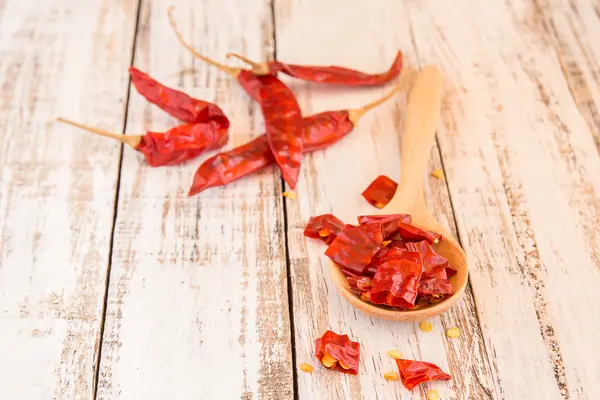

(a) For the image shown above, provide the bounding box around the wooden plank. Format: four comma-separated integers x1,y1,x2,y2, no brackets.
95,1,294,398
274,1,501,399
0,0,139,398
405,0,600,398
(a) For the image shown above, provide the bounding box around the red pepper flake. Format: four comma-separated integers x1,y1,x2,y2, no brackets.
369,252,423,309
226,51,404,87
358,214,411,240
407,241,454,299
361,175,398,209
324,224,383,275
315,330,360,375
303,214,345,245
397,222,442,244
395,359,452,390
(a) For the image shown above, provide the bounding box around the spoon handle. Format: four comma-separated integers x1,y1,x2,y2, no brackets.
395,66,444,207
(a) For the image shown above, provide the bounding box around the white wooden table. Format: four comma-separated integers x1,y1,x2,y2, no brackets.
2,0,600,399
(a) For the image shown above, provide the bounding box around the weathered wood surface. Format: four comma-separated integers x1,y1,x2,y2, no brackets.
2,0,600,399
95,0,293,399
0,0,139,398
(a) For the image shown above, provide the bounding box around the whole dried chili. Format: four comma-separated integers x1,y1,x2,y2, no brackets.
303,214,345,245
188,71,413,195
226,51,403,87
129,67,230,127
362,175,399,208
169,7,303,188
395,359,452,390
55,118,228,167
315,330,360,375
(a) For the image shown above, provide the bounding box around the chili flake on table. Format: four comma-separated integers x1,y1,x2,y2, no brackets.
362,175,398,208
315,330,360,375
395,359,452,390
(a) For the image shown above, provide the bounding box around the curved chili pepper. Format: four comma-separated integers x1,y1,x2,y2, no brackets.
56,118,227,167
362,175,399,208
303,214,345,245
315,330,360,375
226,51,403,87
188,71,413,195
395,359,452,390
129,67,230,128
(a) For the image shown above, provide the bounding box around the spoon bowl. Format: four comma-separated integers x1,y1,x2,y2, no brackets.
329,65,468,321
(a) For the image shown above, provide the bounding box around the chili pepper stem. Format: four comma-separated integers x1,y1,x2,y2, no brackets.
347,66,415,126
167,6,240,78
56,117,141,148
225,53,271,75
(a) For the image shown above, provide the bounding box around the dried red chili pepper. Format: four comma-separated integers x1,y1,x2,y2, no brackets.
358,214,411,239
325,223,384,275
56,118,227,167
129,67,230,127
395,359,452,390
303,214,345,245
407,241,454,298
369,251,423,309
226,51,403,87
397,222,442,244
315,330,360,375
362,175,399,208
188,72,412,195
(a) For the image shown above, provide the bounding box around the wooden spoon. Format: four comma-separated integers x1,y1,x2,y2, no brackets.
329,65,468,321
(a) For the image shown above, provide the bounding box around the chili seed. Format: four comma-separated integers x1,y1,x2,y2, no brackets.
318,229,330,237
382,240,391,246
431,169,444,179
299,363,313,373
446,327,460,338
339,360,350,370
282,191,296,199
374,202,385,208
383,371,399,381
427,389,440,400
321,352,337,368
419,321,433,332
387,349,403,359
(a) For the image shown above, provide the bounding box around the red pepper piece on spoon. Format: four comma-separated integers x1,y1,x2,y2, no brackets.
324,223,384,275
226,51,403,87
303,214,346,245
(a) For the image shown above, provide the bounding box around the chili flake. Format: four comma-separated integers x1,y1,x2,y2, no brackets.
361,175,398,208
303,214,345,245
315,330,360,375
395,359,452,390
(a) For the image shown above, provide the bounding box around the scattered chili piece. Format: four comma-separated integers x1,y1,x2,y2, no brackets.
431,169,444,180
427,390,441,400
128,67,230,127
324,224,384,275
446,327,460,338
187,71,412,195
56,118,227,167
419,321,433,332
315,330,360,375
303,214,345,245
387,350,403,359
299,363,313,373
282,191,296,199
226,51,404,87
361,175,398,209
395,359,452,390
384,371,400,381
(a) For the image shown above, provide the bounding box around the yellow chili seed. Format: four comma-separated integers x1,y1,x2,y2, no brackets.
383,371,399,381
299,363,313,373
374,201,385,208
318,229,330,237
446,327,461,338
387,349,403,359
282,190,296,199
431,169,444,179
321,352,337,368
427,389,440,400
339,361,350,370
382,240,391,246
419,321,433,332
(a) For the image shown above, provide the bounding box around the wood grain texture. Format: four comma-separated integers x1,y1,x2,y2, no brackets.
0,0,139,398
406,0,600,398
274,1,499,399
95,0,294,399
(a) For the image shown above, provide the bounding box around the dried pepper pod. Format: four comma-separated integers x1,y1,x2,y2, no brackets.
187,71,413,195
315,330,360,375
395,359,452,390
324,223,384,275
303,214,346,245
129,67,230,127
226,51,403,87
362,175,399,208
56,118,228,167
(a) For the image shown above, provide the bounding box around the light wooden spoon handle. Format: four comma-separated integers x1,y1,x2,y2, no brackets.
394,66,444,208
